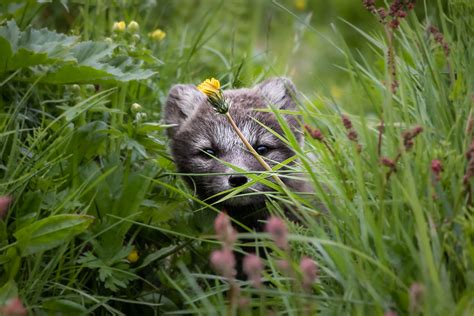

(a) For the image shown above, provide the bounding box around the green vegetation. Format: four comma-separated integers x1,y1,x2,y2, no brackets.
0,0,472,315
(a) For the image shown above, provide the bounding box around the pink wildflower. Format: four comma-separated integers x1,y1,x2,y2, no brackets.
0,196,12,219
265,216,288,250
300,257,318,291
243,254,264,288
210,249,236,279
0,297,27,316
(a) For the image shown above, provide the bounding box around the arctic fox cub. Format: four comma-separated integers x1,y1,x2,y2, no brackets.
164,77,306,228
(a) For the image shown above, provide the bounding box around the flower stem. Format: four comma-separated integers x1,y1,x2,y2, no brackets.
225,113,287,189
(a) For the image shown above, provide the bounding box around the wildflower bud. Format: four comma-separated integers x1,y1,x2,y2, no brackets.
104,37,113,45
127,20,139,33
389,19,400,29
135,112,147,122
148,29,166,42
0,196,12,219
277,260,290,274
347,130,358,141
112,21,126,33
131,102,143,113
304,125,324,141
214,212,237,247
0,297,27,316
85,84,95,94
431,159,442,180
409,283,424,314
411,126,423,137
210,249,236,279
127,248,139,263
265,216,288,250
71,84,81,95
243,254,264,288
131,34,141,43
341,115,353,130
300,257,318,291
380,157,396,169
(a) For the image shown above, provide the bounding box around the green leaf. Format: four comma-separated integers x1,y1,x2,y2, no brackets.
42,299,88,315
0,20,156,83
14,214,94,257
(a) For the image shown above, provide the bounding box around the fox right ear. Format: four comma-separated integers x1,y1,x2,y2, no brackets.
164,84,205,137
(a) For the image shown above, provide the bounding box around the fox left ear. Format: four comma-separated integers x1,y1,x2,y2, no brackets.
254,77,298,110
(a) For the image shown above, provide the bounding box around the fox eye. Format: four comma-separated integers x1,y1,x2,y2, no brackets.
201,148,216,157
255,145,269,155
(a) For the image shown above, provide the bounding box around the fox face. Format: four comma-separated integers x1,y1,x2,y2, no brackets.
164,77,303,211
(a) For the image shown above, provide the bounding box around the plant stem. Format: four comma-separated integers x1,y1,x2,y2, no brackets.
225,112,287,189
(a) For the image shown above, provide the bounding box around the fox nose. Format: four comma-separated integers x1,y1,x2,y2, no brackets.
228,175,248,187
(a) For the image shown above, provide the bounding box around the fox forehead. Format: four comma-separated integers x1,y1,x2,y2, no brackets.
186,113,280,151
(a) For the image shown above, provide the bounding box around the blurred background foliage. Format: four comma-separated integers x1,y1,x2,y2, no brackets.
0,0,448,112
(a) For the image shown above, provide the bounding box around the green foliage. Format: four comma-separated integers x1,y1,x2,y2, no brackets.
0,19,155,84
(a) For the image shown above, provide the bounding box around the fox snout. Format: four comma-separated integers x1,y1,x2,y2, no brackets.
228,174,248,187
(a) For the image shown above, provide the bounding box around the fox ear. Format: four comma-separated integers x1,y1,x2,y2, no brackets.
254,77,298,110
164,84,205,137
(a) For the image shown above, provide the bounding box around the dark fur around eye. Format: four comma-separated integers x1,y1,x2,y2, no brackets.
255,145,269,155
200,148,216,158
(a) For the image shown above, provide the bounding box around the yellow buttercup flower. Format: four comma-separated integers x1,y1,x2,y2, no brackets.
112,21,126,32
197,78,229,114
197,78,221,97
295,0,307,11
148,29,166,41
127,248,139,263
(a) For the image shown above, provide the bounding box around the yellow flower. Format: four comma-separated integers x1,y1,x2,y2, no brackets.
127,249,139,263
295,0,306,11
197,78,221,97
112,21,126,32
197,78,229,114
148,29,166,41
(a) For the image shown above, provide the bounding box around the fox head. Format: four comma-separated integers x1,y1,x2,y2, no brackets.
164,77,303,210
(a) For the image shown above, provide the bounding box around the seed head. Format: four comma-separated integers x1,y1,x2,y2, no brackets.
243,254,264,288
214,212,237,247
300,257,318,291
381,157,396,169
341,115,353,130
210,249,236,279
431,159,442,180
409,282,425,314
265,216,288,250
0,196,12,219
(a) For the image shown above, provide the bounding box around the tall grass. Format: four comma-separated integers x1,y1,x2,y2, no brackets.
0,0,472,315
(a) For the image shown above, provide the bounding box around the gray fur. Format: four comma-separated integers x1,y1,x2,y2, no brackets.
164,77,306,226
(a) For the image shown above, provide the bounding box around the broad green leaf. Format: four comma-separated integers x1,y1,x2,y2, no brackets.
14,214,94,256
42,299,88,315
0,20,156,83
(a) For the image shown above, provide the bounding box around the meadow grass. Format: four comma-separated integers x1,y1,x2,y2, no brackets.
0,0,472,315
